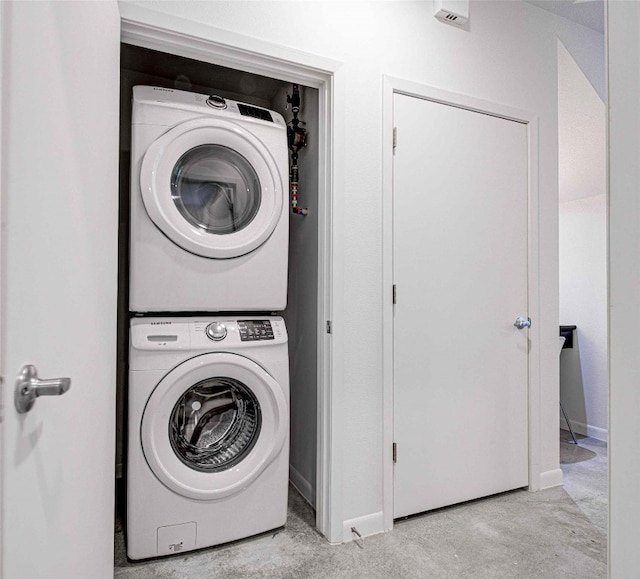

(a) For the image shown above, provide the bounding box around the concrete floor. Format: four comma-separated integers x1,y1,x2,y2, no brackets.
560,429,608,532
115,432,607,578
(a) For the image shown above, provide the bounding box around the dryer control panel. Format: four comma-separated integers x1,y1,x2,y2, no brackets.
132,86,286,128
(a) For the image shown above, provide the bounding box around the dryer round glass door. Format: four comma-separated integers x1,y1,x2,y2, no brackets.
140,118,285,259
141,352,288,501
171,145,261,236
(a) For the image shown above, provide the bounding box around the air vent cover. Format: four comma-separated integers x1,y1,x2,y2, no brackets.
434,0,469,27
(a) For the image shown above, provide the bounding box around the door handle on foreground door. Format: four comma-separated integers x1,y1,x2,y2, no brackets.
14,364,71,414
514,316,532,330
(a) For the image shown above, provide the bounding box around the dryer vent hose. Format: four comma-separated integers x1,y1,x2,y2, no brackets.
287,84,308,216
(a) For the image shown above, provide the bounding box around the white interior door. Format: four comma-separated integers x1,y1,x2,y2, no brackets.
392,93,529,519
0,2,120,578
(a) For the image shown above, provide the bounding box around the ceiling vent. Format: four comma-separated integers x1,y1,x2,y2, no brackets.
434,0,469,27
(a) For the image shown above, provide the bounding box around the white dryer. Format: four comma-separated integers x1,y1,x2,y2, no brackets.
129,86,289,312
127,316,289,560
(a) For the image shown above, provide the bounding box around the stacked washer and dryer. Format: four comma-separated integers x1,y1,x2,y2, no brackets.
127,86,291,560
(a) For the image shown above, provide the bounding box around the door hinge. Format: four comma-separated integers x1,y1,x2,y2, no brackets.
393,442,397,463
392,284,397,305
393,127,397,150
326,320,332,334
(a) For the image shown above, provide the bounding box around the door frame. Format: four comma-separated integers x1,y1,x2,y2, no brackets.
0,1,6,570
607,1,640,572
119,3,344,542
381,76,541,530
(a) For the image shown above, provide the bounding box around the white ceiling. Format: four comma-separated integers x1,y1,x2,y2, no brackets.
524,0,604,34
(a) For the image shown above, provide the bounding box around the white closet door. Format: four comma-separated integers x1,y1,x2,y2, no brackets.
393,93,529,518
1,2,119,577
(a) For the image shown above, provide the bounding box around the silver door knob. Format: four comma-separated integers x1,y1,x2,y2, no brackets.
514,316,532,330
14,364,71,414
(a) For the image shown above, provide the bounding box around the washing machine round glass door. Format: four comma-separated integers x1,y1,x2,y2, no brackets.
141,352,288,501
139,117,284,259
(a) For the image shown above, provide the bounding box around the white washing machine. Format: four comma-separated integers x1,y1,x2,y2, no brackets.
129,86,289,312
127,316,289,560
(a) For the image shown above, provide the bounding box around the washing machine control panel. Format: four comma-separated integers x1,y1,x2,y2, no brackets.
130,317,286,354
237,320,274,342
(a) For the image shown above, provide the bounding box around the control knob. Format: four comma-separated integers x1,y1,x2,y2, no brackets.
205,322,227,341
206,95,227,109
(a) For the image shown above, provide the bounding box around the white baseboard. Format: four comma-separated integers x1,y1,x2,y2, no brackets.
539,468,564,489
561,417,608,442
342,511,385,543
289,464,315,507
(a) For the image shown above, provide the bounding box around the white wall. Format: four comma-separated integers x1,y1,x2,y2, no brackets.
558,41,607,440
121,0,605,540
559,196,608,438
558,42,606,203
